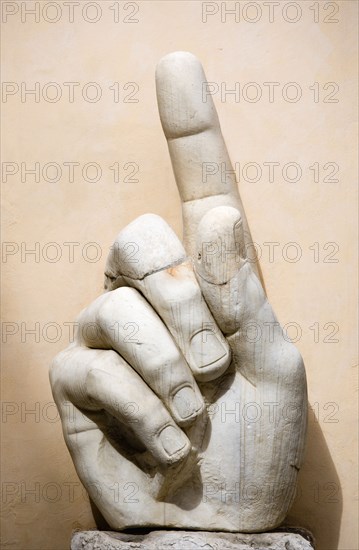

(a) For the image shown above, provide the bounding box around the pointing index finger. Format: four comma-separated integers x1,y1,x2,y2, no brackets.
155,51,256,269
156,51,238,202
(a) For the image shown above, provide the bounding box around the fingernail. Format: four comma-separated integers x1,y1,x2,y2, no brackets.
190,329,228,368
196,206,245,284
172,386,203,421
158,425,189,459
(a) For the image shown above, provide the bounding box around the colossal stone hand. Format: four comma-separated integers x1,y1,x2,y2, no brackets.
50,52,307,533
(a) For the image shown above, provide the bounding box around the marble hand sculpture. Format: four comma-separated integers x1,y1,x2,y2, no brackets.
50,52,307,533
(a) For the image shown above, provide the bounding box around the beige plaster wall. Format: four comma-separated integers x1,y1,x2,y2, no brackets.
1,1,357,549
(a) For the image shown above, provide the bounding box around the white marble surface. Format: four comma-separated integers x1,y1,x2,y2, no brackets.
50,52,307,533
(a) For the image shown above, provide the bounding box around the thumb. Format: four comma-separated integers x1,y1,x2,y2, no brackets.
195,206,246,285
194,206,265,336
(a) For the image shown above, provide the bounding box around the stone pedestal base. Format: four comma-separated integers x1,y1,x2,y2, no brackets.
71,528,315,550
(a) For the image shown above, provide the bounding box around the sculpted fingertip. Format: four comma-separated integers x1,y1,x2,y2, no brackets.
156,51,201,72
156,51,218,141
193,352,232,383
196,206,246,285
158,425,190,464
108,214,186,280
172,385,204,426
190,329,227,365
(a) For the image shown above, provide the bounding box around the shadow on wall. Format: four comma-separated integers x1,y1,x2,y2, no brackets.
286,409,343,550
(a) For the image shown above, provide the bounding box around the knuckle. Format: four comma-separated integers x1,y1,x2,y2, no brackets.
96,287,141,334
49,347,77,398
85,367,100,401
49,349,69,383
96,300,112,330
